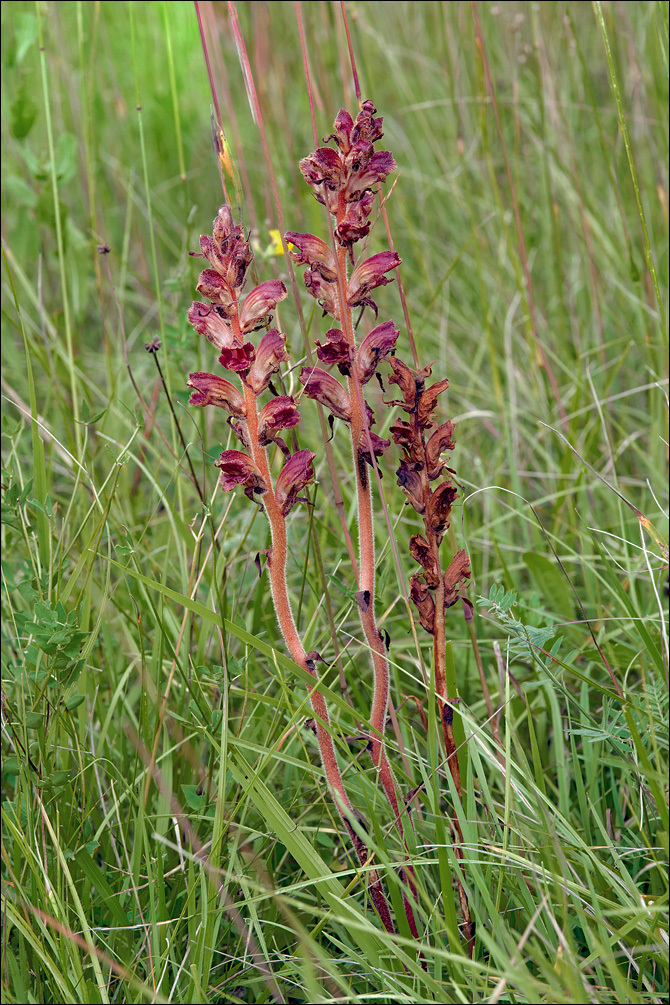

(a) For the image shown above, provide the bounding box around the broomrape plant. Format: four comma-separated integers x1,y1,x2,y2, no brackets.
187,101,472,948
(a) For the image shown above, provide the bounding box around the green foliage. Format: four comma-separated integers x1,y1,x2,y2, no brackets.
1,1,667,1003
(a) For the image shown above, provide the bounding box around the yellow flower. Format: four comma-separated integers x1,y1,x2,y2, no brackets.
268,229,284,256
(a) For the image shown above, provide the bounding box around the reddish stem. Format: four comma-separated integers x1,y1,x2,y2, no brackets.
330,219,420,938
228,303,393,933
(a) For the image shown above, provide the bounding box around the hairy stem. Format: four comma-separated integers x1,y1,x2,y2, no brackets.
332,234,420,938
236,324,393,932
413,408,475,954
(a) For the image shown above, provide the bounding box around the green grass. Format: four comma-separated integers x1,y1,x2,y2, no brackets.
1,1,668,1002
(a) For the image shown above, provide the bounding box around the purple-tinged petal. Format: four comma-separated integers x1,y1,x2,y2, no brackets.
187,302,235,350
284,232,337,281
258,396,301,438
355,320,399,383
327,108,355,152
345,150,397,199
218,343,255,373
187,372,246,417
299,367,351,422
214,450,266,495
299,147,346,198
315,329,352,375
303,268,340,319
196,269,236,315
347,252,401,308
275,449,316,516
247,328,288,394
334,190,374,248
239,280,287,334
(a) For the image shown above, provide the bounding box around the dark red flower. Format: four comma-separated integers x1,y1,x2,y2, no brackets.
344,150,396,201
247,329,288,394
239,280,287,334
335,190,374,248
215,450,266,496
275,449,316,516
355,320,399,384
258,396,301,437
347,252,400,308
187,372,246,417
284,232,337,281
299,367,352,422
196,269,236,316
218,342,256,373
299,146,346,205
315,329,352,375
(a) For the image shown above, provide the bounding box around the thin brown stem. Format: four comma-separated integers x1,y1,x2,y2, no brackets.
412,408,475,955
329,220,420,937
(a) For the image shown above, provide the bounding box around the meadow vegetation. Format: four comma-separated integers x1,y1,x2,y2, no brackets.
1,2,668,1002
